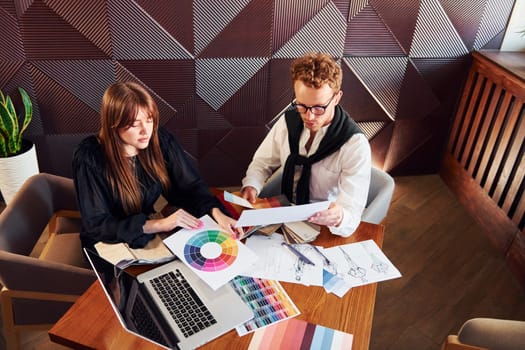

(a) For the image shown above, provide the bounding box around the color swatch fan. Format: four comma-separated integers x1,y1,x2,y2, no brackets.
163,215,258,290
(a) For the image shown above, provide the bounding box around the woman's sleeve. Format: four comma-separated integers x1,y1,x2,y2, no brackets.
72,140,152,248
159,128,227,218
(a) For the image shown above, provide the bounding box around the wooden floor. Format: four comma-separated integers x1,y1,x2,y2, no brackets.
2,174,524,350
370,175,525,350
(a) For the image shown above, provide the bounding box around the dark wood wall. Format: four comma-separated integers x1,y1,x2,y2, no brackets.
0,0,516,186
441,50,525,289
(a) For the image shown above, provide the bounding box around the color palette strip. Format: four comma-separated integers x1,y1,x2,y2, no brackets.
183,230,238,272
229,276,300,336
248,318,353,350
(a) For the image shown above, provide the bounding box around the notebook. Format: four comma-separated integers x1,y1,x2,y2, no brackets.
84,248,253,350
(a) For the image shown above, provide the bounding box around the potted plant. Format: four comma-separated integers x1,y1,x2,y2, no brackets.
0,87,39,204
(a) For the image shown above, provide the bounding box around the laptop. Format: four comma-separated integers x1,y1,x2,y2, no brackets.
84,248,253,350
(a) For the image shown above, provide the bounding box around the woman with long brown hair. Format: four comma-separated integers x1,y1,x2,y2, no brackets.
73,81,241,249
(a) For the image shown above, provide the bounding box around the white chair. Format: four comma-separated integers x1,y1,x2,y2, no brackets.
361,167,395,224
259,166,395,224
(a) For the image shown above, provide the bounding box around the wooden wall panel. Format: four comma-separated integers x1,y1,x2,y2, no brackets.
0,0,517,189
441,50,525,288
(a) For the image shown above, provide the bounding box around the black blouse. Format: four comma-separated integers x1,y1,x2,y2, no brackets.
72,127,226,249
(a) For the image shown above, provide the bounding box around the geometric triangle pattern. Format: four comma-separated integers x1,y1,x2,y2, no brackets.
358,121,388,140
473,0,515,50
0,0,517,187
31,60,115,111
196,57,268,110
273,1,347,59
409,0,469,57
344,57,409,120
107,0,192,59
345,4,406,56
193,0,251,56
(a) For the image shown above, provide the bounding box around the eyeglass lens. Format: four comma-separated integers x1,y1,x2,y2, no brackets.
294,93,336,115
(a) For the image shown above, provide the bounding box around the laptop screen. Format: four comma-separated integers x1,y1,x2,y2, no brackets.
84,248,171,348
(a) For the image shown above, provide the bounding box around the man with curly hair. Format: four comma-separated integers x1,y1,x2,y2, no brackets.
241,52,371,237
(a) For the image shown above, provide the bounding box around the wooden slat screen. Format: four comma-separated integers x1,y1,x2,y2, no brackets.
447,54,524,231
441,50,525,289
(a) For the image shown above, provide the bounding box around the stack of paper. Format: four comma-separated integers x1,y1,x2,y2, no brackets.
281,221,321,244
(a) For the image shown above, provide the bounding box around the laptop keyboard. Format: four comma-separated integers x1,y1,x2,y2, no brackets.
132,296,169,347
151,269,217,337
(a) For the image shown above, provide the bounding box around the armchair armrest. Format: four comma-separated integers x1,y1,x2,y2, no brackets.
442,318,525,350
0,251,95,296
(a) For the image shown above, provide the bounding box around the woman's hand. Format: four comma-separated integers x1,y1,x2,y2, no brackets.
143,208,203,233
307,202,344,227
241,186,258,204
211,208,244,239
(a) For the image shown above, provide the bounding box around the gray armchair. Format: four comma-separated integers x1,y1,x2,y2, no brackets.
441,318,525,350
0,173,95,350
361,166,395,224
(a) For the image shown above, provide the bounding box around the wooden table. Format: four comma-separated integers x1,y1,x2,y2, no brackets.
49,221,384,350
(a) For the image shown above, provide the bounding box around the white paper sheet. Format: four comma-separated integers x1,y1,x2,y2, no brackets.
223,191,253,208
323,239,401,288
243,233,324,286
234,201,330,227
163,215,259,290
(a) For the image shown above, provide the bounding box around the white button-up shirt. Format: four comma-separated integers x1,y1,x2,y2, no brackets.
242,114,371,237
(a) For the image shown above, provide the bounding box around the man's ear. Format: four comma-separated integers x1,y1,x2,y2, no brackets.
336,90,343,104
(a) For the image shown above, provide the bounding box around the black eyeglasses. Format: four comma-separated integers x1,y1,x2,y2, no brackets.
292,93,337,116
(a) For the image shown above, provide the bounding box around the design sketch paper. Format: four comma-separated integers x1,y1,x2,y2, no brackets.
243,234,323,286
235,201,330,227
323,239,401,288
163,215,258,290
223,191,253,208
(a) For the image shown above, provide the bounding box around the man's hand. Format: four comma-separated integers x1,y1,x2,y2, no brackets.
307,202,344,227
241,186,258,204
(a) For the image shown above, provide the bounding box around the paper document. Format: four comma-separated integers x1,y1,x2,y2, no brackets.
235,201,330,227
323,239,401,288
163,215,259,290
223,191,253,208
244,233,323,286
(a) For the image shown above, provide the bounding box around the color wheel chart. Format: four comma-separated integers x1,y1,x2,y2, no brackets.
183,230,238,272
162,215,259,291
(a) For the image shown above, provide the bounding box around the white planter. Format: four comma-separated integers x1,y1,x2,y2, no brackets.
0,140,40,204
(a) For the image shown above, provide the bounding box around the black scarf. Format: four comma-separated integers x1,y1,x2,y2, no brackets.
281,104,362,204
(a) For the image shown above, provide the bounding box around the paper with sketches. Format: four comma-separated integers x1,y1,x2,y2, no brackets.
323,239,401,288
163,215,258,290
235,201,330,227
223,191,254,208
243,233,323,286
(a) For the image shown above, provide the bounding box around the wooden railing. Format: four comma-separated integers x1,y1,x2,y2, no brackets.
441,50,524,289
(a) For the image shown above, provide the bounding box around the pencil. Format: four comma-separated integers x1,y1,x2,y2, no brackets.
281,242,315,266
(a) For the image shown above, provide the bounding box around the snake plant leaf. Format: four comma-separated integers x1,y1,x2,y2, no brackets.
0,87,33,157
0,126,7,156
0,99,16,155
17,87,32,147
